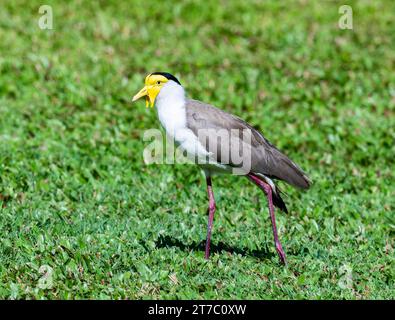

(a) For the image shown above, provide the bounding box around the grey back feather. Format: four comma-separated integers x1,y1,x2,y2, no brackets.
185,99,311,189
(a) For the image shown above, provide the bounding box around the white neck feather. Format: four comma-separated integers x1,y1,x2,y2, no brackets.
155,80,212,161
155,81,187,137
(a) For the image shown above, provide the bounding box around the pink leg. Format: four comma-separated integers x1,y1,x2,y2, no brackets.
247,173,287,265
205,176,216,259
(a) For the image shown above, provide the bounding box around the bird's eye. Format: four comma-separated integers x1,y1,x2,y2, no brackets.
156,81,161,85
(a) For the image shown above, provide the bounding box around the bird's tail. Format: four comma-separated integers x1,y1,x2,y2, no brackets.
248,173,288,213
272,187,288,214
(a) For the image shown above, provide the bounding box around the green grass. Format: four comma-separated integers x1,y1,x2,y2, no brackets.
0,0,394,299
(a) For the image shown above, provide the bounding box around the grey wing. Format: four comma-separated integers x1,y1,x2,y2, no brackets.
185,99,311,189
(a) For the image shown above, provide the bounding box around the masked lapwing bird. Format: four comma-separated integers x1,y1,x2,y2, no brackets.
132,72,311,265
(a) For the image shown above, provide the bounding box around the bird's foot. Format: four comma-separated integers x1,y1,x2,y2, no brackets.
275,242,287,265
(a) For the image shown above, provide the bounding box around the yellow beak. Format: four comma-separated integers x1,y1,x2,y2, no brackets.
132,86,151,107
133,85,161,108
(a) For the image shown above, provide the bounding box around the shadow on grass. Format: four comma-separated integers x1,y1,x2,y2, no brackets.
155,234,273,260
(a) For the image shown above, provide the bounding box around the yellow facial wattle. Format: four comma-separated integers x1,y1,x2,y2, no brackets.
132,74,169,107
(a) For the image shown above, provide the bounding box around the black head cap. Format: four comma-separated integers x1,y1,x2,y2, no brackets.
151,72,181,85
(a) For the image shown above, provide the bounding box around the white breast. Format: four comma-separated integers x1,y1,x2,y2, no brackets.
156,81,187,136
155,81,211,162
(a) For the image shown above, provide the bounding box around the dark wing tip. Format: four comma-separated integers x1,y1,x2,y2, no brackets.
278,157,312,190
298,174,312,190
